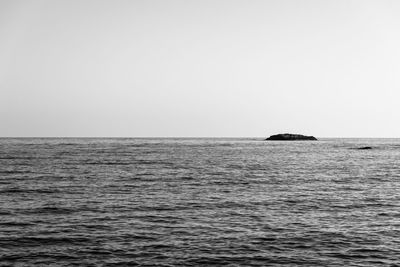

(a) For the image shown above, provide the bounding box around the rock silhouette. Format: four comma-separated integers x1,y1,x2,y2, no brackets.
265,133,317,141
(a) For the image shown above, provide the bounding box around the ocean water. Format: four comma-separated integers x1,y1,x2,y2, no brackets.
0,138,400,266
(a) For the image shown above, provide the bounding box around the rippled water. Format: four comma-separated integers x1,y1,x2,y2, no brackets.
1,138,400,266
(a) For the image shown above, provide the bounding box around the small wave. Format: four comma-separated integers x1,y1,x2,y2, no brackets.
0,170,32,174
135,160,159,165
0,187,31,193
0,236,91,247
83,162,132,165
0,157,40,160
0,221,34,227
103,261,141,266
0,187,61,194
22,206,76,215
59,143,78,146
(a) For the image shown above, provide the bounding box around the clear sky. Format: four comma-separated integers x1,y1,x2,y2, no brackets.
1,0,400,137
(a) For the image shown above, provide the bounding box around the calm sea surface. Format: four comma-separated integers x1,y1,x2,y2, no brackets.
1,138,400,266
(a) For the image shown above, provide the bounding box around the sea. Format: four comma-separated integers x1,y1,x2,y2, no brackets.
0,138,399,266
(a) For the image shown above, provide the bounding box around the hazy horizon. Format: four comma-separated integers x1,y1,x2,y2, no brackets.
1,0,400,138
2,135,400,139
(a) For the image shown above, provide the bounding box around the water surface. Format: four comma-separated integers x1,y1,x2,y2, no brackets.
1,138,400,266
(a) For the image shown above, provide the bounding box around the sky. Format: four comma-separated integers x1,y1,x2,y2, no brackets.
1,0,400,137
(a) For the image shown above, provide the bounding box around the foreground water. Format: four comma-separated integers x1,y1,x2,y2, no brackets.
0,138,400,266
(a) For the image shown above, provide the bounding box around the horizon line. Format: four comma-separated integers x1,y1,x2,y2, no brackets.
1,136,400,139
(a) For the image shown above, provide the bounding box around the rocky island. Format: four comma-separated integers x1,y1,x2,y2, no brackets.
265,133,317,141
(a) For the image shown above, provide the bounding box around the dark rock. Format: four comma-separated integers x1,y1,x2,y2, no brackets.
357,146,373,150
265,133,317,141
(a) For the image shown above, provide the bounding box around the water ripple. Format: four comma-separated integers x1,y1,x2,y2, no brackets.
1,138,400,266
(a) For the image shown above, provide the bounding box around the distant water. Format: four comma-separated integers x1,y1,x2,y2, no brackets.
1,138,400,266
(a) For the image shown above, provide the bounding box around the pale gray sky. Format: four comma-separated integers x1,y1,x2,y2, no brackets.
1,0,400,137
